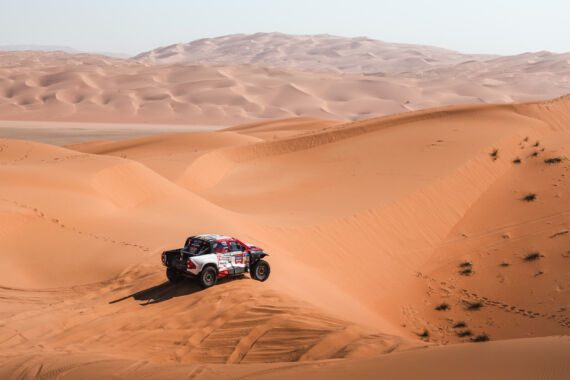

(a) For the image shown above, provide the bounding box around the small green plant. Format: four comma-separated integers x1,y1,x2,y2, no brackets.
544,157,562,164
524,252,541,262
457,330,472,337
471,334,490,342
522,193,536,202
453,321,467,328
435,303,450,311
512,157,521,164
466,301,483,310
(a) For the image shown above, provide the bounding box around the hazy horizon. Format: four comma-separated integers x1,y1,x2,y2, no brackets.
1,0,569,56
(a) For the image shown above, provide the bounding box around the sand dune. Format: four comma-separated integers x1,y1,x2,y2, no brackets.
0,48,568,125
2,336,567,379
1,94,569,378
133,32,497,73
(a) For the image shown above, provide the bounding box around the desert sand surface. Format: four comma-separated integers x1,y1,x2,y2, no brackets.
1,94,569,378
1,44,569,126
0,120,223,145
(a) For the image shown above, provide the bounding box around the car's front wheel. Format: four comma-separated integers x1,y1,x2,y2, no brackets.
166,267,184,283
198,266,218,289
252,260,270,282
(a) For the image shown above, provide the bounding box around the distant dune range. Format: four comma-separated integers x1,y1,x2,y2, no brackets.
1,94,569,378
0,33,569,125
133,33,498,73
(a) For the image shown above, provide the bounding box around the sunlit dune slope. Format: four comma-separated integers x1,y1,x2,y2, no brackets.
1,96,569,379
1,336,568,379
69,95,570,342
0,138,241,288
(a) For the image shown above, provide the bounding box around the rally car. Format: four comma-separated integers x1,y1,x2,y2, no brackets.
161,234,270,288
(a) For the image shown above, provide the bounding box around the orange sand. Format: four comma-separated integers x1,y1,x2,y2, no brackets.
0,93,569,378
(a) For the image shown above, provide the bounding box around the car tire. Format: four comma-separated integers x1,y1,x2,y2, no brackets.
252,260,270,282
166,267,184,283
199,266,218,289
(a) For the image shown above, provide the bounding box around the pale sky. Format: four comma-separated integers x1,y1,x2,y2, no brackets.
1,0,569,56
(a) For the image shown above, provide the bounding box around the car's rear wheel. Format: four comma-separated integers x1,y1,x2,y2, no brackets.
252,260,270,282
199,266,218,289
166,267,184,283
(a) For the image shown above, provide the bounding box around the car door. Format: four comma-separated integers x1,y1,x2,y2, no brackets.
228,240,246,274
215,241,232,273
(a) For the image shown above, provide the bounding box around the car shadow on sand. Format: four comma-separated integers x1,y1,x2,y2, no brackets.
109,276,247,306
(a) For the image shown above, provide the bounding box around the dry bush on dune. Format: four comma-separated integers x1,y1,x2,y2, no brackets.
544,157,562,164
453,322,467,328
512,157,521,164
457,330,472,337
466,301,483,310
471,334,490,342
418,329,430,339
524,252,542,262
522,193,537,202
435,303,450,311
458,261,473,275
490,149,499,160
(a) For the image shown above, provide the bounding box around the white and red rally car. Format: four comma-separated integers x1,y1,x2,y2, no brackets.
161,234,270,288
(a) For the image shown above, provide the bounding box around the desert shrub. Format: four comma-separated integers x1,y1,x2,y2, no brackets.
466,301,483,310
457,330,472,337
418,329,429,338
522,193,536,202
453,322,467,328
490,149,499,160
500,262,510,267
544,157,562,164
512,157,521,164
435,303,450,311
524,252,541,261
459,261,472,268
471,334,490,342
